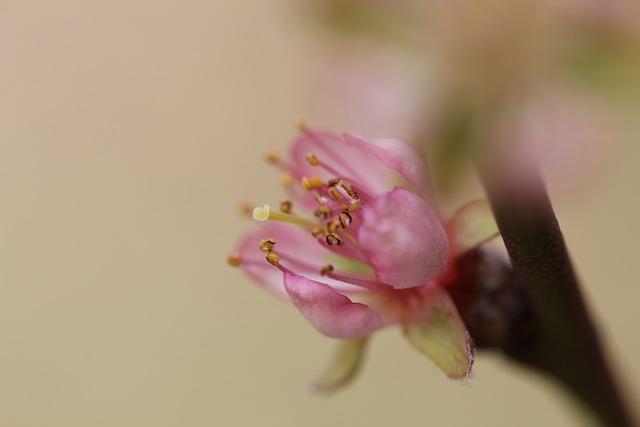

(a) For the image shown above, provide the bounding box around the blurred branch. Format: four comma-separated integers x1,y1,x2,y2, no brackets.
477,160,637,427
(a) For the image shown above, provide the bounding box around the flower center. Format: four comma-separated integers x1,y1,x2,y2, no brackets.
248,150,374,277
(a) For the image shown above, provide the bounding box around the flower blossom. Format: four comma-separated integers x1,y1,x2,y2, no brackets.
229,125,498,392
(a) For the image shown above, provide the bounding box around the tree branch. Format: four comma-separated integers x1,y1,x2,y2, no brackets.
478,164,637,427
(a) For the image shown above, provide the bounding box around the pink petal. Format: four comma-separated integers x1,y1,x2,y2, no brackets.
284,271,386,339
289,130,390,195
403,285,474,380
358,188,449,289
343,134,432,199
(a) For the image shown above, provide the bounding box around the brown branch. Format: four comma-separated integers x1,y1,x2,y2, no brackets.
477,164,637,427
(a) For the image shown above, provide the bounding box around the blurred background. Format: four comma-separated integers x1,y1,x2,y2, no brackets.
1,1,638,426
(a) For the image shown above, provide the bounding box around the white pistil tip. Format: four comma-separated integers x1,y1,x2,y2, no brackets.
252,204,271,221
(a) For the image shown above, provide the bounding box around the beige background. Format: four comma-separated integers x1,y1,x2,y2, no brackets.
1,1,638,426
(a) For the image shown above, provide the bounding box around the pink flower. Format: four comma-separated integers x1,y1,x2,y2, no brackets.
229,126,498,391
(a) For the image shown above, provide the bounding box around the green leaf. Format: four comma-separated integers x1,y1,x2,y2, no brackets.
404,286,473,380
449,199,499,254
308,337,369,394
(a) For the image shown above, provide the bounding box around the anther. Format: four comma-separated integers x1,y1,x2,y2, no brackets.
327,178,341,187
265,251,280,266
328,220,341,233
280,200,293,214
311,228,326,238
294,116,306,131
265,150,280,164
309,176,324,189
320,264,334,276
339,211,353,228
327,187,342,201
227,252,242,266
281,173,294,186
348,201,363,212
326,233,343,246
239,202,254,217
306,154,320,166
313,192,326,206
314,205,333,220
259,238,276,252
340,181,359,200
301,177,312,191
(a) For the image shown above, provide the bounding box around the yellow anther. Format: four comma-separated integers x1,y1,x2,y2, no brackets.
347,201,363,212
301,177,312,191
326,233,343,246
339,211,353,228
313,192,326,206
310,176,324,189
265,251,280,267
320,264,334,276
252,204,271,221
239,202,254,217
328,220,341,233
265,150,280,164
311,228,326,238
306,153,320,166
227,252,242,267
281,173,294,186
294,116,306,131
340,181,359,200
280,200,293,214
314,205,333,220
259,238,276,252
328,187,342,202
339,203,349,211
302,176,324,191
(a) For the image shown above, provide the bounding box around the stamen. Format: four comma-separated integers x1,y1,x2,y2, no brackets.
227,252,242,266
259,238,276,252
302,176,324,191
326,233,343,246
329,220,343,233
314,205,333,220
280,200,293,214
313,192,326,206
310,176,324,189
311,228,326,238
339,227,360,247
266,251,280,266
339,180,359,200
265,150,280,164
348,201,363,212
281,173,294,186
328,187,342,201
327,178,341,187
252,204,318,229
239,202,254,217
301,177,312,191
294,116,306,131
320,264,334,276
339,211,353,228
306,153,320,166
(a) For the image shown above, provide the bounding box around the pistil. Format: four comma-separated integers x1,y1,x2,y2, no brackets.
252,204,318,229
